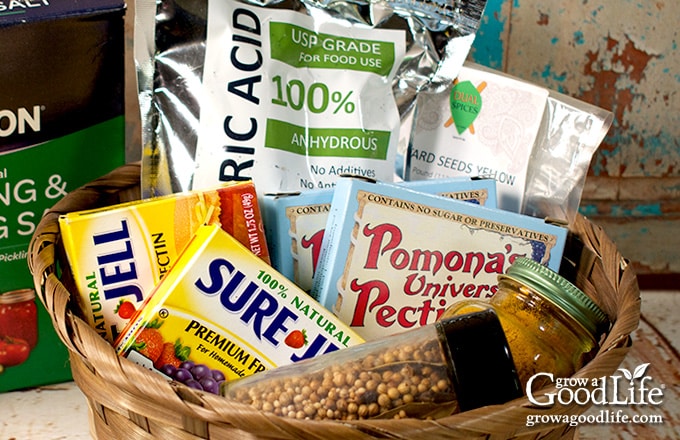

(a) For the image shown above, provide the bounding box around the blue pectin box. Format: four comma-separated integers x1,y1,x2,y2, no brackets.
262,177,497,293
311,176,567,340
261,189,335,293
400,177,497,208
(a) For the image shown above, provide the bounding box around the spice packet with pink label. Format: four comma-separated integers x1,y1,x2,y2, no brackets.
311,176,567,340
115,224,364,393
405,62,612,220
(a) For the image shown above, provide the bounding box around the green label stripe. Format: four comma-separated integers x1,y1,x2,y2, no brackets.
265,119,391,160
0,117,125,253
270,22,396,76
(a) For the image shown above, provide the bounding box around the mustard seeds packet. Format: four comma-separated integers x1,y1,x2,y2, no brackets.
406,62,549,212
406,62,613,220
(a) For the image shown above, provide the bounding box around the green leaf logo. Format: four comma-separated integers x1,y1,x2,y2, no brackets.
449,80,483,135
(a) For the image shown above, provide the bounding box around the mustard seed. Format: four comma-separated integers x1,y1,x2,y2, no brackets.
224,311,521,422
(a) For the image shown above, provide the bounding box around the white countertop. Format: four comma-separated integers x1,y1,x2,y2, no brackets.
0,381,90,439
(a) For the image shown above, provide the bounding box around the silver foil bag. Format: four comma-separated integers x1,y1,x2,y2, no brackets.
137,0,486,197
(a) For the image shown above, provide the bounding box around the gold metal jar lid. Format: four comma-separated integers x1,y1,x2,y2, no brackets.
0,288,35,304
499,257,609,338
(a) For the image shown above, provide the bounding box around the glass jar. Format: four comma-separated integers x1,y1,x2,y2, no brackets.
224,309,522,420
0,288,38,348
441,257,609,391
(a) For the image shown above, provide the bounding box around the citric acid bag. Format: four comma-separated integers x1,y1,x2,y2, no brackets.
137,0,487,197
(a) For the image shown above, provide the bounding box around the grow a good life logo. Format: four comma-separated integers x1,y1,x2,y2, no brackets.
526,363,664,406
525,363,666,428
444,79,486,135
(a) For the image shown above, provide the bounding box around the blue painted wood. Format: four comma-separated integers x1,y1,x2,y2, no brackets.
469,0,680,274
471,0,508,69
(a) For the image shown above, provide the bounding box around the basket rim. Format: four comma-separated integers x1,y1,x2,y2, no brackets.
27,162,642,440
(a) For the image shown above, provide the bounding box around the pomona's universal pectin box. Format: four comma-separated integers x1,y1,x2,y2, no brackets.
59,182,269,344
262,177,496,295
0,0,127,392
115,224,363,391
311,176,567,340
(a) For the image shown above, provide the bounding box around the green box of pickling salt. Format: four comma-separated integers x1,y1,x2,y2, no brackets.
0,0,127,392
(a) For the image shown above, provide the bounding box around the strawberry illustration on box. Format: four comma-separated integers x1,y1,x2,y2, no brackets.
115,224,364,393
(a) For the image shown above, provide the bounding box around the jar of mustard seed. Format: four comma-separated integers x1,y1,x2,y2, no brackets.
223,309,523,420
441,257,610,392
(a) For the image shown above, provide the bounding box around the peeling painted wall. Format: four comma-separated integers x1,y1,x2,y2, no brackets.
471,0,680,275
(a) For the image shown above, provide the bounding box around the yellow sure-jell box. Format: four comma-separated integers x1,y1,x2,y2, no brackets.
59,182,269,343
114,224,364,392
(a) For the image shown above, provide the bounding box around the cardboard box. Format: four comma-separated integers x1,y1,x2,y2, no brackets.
311,176,567,340
59,182,269,344
261,189,334,293
0,0,127,392
400,177,497,208
115,224,363,390
261,177,497,294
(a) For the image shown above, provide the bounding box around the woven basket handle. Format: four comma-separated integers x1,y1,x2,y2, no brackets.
571,215,641,356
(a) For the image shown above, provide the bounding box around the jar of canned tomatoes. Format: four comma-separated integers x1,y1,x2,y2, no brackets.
441,257,610,391
0,288,38,348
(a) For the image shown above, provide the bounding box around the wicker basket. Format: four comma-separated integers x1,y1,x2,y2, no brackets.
28,162,641,440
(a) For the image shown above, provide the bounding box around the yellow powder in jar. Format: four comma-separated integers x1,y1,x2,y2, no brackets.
495,287,579,390
442,285,597,392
